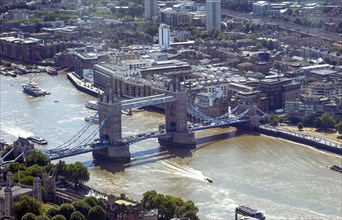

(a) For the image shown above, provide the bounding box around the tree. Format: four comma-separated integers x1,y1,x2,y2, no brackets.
51,215,67,220
54,160,67,178
267,114,279,126
297,122,304,131
321,112,336,130
46,207,60,218
142,190,199,220
21,213,36,220
335,121,342,134
70,211,86,220
314,117,322,129
65,162,90,187
36,215,51,220
59,203,76,220
25,151,50,167
72,200,91,216
1,145,13,159
13,194,42,220
88,205,106,220
83,196,98,207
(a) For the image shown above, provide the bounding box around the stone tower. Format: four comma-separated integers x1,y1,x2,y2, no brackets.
6,171,13,187
93,82,130,161
4,186,13,217
33,176,42,202
159,74,196,148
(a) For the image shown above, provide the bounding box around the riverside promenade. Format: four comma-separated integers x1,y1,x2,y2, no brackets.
258,125,342,155
67,72,103,97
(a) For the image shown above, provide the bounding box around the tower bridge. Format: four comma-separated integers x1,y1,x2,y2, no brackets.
23,75,266,162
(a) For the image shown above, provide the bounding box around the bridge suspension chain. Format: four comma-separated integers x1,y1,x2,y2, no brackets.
48,111,99,151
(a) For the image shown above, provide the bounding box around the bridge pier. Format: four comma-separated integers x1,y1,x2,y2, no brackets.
93,143,130,162
158,132,196,148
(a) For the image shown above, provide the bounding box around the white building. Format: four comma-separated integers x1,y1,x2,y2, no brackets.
158,23,170,51
206,0,221,31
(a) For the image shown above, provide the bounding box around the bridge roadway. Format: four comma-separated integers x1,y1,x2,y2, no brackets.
44,130,174,160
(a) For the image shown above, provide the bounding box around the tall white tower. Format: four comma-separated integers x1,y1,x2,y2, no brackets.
159,23,170,51
206,0,221,31
144,0,158,20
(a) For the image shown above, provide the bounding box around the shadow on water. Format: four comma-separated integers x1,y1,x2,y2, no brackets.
95,145,193,174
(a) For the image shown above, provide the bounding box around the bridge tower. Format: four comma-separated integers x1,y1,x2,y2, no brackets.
93,83,130,161
236,91,260,127
159,75,196,148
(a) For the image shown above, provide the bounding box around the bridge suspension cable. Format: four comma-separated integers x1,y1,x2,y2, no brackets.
46,109,113,156
47,111,99,151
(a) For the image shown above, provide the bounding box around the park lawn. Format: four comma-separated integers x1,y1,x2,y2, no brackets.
279,124,341,145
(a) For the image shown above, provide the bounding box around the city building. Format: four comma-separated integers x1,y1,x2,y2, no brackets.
206,0,221,31
285,94,342,118
158,23,170,51
258,78,301,111
144,0,158,20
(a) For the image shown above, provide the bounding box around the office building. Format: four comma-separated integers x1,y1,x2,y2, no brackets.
144,0,158,20
206,0,221,31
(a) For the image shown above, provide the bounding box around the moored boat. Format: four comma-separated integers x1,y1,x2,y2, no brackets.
47,67,58,75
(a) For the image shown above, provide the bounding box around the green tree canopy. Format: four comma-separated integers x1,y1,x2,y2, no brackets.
53,160,67,178
321,112,336,130
51,215,67,220
35,215,51,220
25,151,51,167
72,200,91,216
65,162,90,186
297,122,304,131
142,190,199,220
70,211,86,220
88,205,106,220
46,207,60,218
59,203,76,220
335,121,342,134
1,145,13,159
21,213,36,220
83,196,99,207
13,194,42,220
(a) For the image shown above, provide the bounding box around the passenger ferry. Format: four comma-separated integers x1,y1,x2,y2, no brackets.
85,101,98,110
28,136,48,145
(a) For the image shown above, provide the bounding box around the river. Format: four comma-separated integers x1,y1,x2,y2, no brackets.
0,73,341,219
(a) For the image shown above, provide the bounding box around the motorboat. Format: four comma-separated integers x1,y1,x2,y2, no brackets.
205,177,213,183
28,136,48,145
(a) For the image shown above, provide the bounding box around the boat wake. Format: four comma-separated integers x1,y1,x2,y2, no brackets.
0,124,33,138
160,161,208,182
